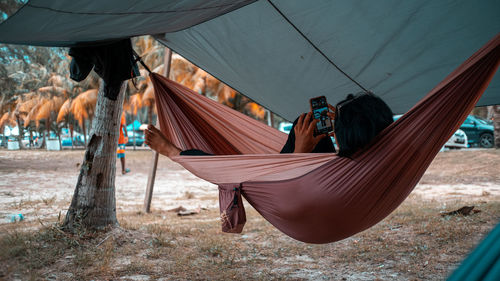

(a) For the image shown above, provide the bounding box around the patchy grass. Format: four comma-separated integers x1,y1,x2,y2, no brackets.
1,149,499,280
1,196,498,280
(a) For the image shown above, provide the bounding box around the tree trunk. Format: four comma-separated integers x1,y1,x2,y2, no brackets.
42,129,47,149
63,80,127,231
57,126,62,151
133,120,136,151
46,117,50,149
148,104,153,125
29,130,33,149
69,123,74,150
15,115,24,149
494,105,500,149
82,119,87,146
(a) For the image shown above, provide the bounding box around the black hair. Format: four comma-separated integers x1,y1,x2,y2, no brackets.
334,92,393,157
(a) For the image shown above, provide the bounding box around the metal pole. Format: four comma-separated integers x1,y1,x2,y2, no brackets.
144,47,172,213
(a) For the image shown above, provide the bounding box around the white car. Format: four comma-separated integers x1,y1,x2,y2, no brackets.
444,129,468,149
278,122,293,134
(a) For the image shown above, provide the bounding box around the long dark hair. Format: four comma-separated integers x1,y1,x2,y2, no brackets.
334,92,393,157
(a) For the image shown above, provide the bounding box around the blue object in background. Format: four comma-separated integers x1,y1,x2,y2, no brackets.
9,214,24,222
126,120,142,132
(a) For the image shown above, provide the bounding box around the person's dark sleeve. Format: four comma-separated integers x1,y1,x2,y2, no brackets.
180,149,213,156
280,115,336,154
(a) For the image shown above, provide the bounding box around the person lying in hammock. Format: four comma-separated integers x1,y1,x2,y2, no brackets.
145,92,394,158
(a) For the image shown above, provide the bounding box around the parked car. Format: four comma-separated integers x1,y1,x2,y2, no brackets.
278,122,293,134
126,131,145,146
61,132,86,147
444,129,468,149
459,115,494,148
393,115,468,149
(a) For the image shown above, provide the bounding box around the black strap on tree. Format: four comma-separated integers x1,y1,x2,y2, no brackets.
132,50,152,74
68,39,141,100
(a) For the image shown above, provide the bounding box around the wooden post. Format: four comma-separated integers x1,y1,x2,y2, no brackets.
144,47,172,213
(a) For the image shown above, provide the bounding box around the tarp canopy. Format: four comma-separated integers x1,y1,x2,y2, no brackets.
1,0,499,119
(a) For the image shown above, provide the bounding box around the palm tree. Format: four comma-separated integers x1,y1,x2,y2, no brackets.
13,93,40,148
63,80,127,231
124,92,144,149
35,96,65,148
57,99,73,148
0,95,17,147
31,84,67,148
69,89,98,145
0,111,16,147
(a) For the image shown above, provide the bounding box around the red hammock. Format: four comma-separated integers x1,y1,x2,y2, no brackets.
151,34,500,244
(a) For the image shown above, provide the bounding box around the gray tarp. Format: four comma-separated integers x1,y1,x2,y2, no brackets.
1,0,499,118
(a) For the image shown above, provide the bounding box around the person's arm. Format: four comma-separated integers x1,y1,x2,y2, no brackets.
122,117,128,143
123,126,128,139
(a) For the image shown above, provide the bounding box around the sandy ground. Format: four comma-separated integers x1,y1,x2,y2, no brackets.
0,148,499,280
0,149,219,224
1,148,499,224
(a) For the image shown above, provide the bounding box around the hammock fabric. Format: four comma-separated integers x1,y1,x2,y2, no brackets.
152,34,500,244
447,222,500,281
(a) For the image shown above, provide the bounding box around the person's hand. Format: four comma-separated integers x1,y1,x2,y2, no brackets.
327,104,336,137
294,112,326,153
327,104,336,120
124,137,129,143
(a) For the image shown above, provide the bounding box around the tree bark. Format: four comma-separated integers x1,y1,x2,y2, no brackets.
148,104,153,125
494,105,500,149
69,123,74,150
82,119,87,146
57,126,62,151
132,113,136,150
29,130,33,149
15,115,24,149
63,80,126,231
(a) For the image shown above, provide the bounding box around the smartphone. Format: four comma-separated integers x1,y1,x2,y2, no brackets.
309,96,333,135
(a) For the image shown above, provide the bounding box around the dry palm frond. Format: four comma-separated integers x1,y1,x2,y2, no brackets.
77,71,100,90
48,74,65,87
128,93,144,115
142,84,155,106
123,99,131,114
38,85,67,97
171,54,198,85
192,68,208,94
136,36,163,68
57,99,72,123
24,96,46,127
70,101,87,127
152,64,164,75
246,102,266,120
218,86,237,106
70,89,98,127
0,112,17,129
36,96,65,126
15,94,39,117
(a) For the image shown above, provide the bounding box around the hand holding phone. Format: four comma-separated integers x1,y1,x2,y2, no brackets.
309,96,333,135
294,112,326,153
